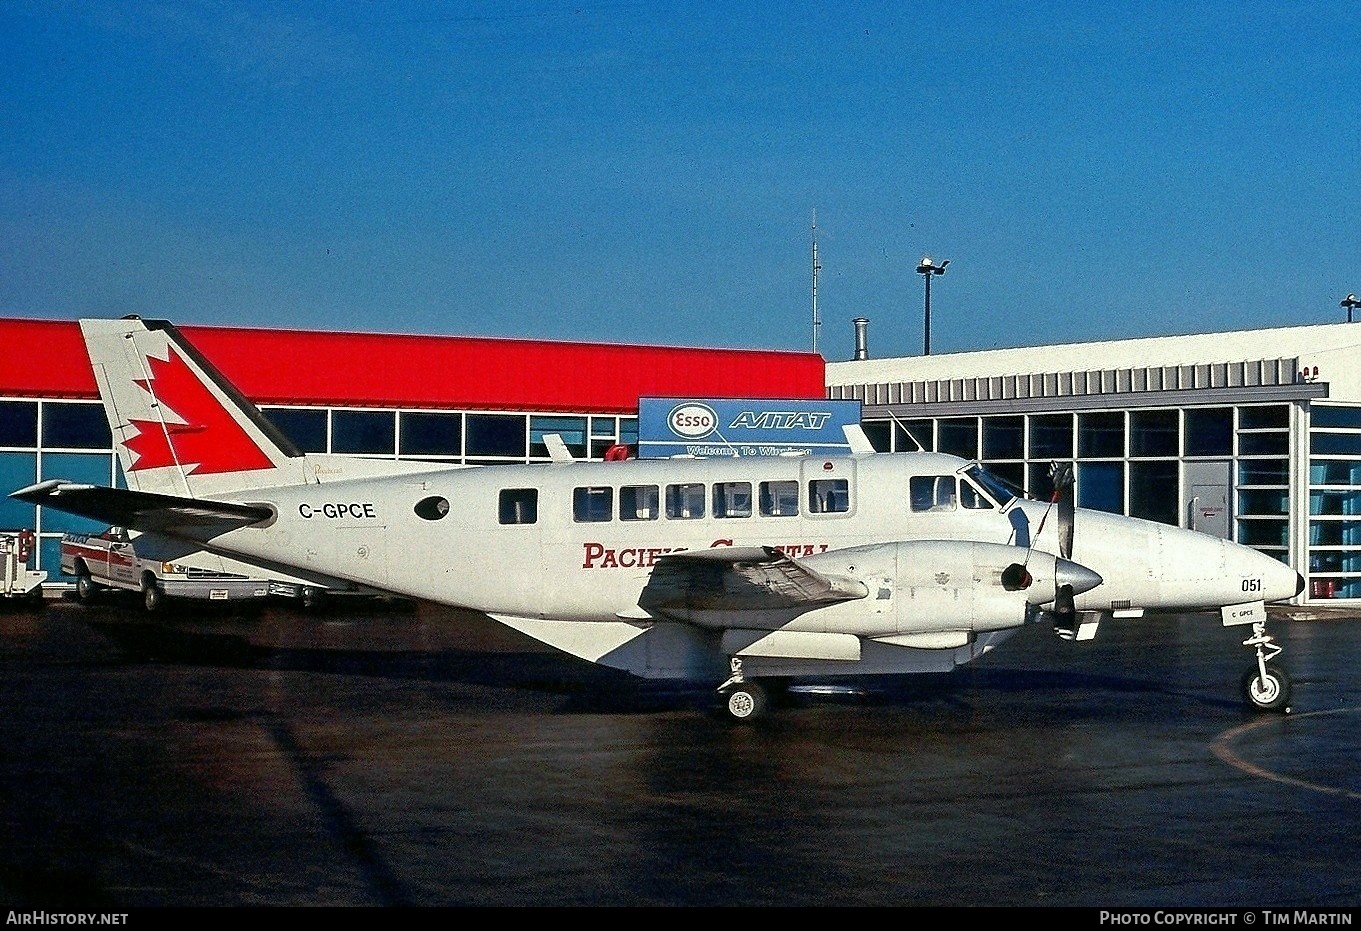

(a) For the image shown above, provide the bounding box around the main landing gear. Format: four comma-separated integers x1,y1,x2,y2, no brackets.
1240,619,1291,713
718,657,770,722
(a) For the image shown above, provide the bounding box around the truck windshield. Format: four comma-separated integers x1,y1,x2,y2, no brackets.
963,465,1017,507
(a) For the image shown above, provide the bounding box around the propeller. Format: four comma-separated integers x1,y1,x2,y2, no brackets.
1047,461,1078,638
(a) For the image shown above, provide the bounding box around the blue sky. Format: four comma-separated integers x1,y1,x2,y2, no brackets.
3,1,1358,361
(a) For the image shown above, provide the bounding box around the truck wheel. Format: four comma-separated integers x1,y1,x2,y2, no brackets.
143,579,165,613
75,570,97,605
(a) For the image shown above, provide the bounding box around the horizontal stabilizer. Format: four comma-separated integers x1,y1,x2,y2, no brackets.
10,480,271,534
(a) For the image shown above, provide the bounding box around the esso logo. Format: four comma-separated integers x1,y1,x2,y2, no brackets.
668,402,718,439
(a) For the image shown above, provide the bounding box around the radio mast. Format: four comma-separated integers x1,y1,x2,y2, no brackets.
811,210,822,354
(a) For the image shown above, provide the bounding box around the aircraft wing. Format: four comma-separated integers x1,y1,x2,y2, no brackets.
11,480,271,535
638,546,867,613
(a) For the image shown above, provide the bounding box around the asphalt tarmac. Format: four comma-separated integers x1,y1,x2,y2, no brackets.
1,592,1359,908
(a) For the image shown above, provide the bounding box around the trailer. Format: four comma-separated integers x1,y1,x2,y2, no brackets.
1,530,46,604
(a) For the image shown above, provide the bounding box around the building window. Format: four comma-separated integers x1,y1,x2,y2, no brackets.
982,416,1023,460
1185,408,1232,457
938,418,978,459
41,402,110,449
1029,414,1073,460
332,410,396,455
467,414,526,459
263,407,328,453
400,411,463,457
1130,461,1178,525
532,416,587,459
1077,461,1124,514
1130,410,1179,458
861,421,891,452
1078,411,1124,458
898,419,934,452
38,452,112,534
0,453,36,528
0,401,38,448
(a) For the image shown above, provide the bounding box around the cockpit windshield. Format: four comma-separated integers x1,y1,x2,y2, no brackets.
963,464,1017,507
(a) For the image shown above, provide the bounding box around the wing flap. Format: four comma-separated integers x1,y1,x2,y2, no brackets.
639,546,868,613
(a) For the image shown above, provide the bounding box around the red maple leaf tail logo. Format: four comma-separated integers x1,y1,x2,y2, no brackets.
123,347,276,475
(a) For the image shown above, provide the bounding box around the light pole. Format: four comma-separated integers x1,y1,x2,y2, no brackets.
916,256,949,355
1342,293,1360,323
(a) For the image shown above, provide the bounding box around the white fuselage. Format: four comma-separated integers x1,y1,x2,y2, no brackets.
191,451,1300,623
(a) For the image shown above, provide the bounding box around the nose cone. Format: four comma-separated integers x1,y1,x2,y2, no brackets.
1056,558,1103,596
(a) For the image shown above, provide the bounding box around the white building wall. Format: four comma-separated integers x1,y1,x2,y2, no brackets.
827,322,1361,401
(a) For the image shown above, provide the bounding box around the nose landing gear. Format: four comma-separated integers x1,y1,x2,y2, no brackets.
1240,620,1291,713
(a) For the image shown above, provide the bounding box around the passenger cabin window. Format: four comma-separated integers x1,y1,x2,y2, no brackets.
499,488,538,525
911,475,957,512
620,485,659,521
808,478,850,513
573,486,613,523
713,481,752,519
666,483,706,519
760,480,799,517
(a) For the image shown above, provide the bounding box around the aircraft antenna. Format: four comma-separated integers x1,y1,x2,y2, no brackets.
811,210,822,354
885,409,924,452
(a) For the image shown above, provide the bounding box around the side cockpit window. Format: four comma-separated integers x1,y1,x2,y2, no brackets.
910,475,957,512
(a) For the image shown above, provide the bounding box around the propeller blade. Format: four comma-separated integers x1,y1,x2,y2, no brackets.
1052,583,1078,640
1050,462,1075,560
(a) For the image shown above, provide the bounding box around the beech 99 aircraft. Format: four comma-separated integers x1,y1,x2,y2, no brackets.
12,318,1305,720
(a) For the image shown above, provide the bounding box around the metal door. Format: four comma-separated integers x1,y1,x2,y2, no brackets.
1183,460,1231,539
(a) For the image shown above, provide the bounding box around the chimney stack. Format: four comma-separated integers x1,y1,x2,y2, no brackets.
852,317,869,360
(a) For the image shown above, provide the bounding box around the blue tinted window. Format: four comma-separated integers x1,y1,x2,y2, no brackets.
42,403,111,449
1077,461,1123,515
1185,408,1231,456
401,411,463,457
264,408,328,453
0,401,38,448
467,414,526,459
1311,406,1361,429
532,416,586,458
1030,415,1073,459
0,452,37,527
38,452,112,533
332,410,395,455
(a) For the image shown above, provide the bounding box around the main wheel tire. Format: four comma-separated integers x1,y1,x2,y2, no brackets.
1241,662,1291,712
724,682,769,721
143,579,165,613
75,570,96,605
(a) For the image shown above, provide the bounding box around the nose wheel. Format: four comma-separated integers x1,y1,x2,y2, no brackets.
1240,620,1291,713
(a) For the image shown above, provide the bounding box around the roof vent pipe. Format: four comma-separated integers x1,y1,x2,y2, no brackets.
852,317,869,360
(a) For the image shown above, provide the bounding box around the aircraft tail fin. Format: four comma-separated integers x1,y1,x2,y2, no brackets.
80,317,310,497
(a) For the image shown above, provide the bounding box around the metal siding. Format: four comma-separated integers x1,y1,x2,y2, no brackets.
0,318,824,411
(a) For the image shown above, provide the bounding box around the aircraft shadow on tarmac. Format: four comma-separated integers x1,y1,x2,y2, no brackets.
63,597,1252,720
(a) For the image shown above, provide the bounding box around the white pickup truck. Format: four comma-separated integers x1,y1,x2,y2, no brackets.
61,527,335,612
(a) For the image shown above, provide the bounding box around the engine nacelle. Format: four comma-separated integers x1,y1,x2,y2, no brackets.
800,540,1101,638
